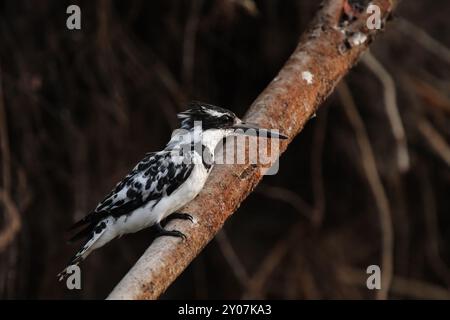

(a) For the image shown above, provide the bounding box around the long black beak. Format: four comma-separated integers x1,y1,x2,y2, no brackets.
232,122,288,139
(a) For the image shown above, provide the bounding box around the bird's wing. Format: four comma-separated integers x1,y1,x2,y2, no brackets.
68,150,194,238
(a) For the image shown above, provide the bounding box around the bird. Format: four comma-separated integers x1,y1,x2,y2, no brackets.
57,101,287,280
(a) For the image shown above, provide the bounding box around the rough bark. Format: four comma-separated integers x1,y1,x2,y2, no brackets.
107,0,398,300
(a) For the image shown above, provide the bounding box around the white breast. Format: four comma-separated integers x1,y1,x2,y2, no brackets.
112,157,210,236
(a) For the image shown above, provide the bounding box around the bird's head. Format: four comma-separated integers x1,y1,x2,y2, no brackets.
177,101,288,140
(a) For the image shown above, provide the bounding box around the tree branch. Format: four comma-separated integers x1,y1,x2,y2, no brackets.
107,0,399,300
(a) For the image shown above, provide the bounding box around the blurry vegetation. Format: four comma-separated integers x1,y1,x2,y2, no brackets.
0,0,449,299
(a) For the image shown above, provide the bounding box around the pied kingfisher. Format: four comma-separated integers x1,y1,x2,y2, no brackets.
58,101,287,280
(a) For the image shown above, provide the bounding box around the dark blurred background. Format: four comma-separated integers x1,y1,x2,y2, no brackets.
0,0,449,299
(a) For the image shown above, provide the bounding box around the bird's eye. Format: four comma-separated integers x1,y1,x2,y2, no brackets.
221,115,233,123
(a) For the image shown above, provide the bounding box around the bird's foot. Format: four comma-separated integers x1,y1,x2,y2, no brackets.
155,223,187,240
166,212,194,223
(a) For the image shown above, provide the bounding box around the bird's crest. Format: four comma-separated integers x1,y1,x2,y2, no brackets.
177,101,237,130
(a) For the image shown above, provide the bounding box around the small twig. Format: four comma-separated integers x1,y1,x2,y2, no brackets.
420,166,450,287
231,0,259,16
391,276,450,300
310,108,328,226
0,191,21,252
255,184,313,221
396,18,450,66
216,230,249,287
417,118,450,166
294,255,322,299
115,25,187,109
339,267,450,299
193,255,208,299
362,51,410,172
17,167,32,212
151,56,188,107
241,230,292,299
243,186,313,297
0,69,21,252
182,0,203,93
0,70,11,192
408,76,450,115
337,81,394,300
97,0,111,51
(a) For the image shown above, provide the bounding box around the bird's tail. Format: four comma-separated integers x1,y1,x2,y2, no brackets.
57,223,108,281
57,262,80,282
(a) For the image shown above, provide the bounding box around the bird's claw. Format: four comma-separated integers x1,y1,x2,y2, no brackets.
173,230,187,240
167,212,194,223
159,229,187,240
155,223,187,240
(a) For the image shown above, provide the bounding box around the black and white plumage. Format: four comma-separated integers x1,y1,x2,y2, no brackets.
58,101,287,280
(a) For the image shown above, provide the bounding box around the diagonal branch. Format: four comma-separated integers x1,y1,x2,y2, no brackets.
107,0,399,300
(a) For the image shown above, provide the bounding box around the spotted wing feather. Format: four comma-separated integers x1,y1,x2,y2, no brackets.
68,150,194,240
